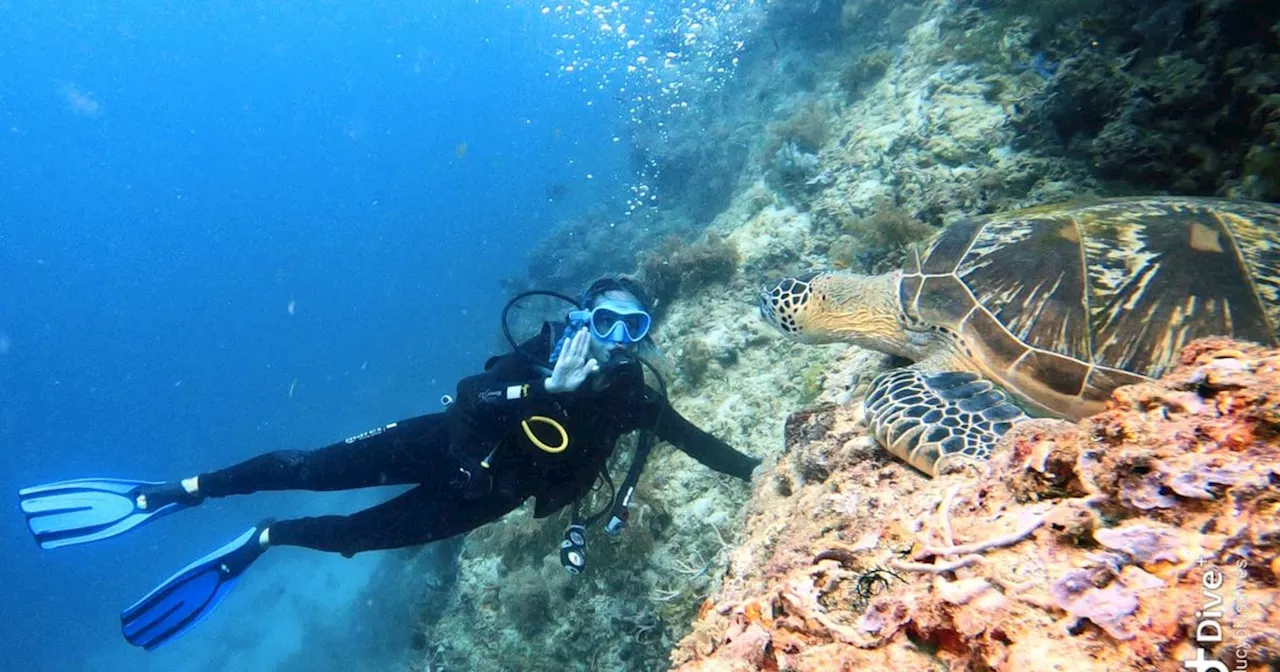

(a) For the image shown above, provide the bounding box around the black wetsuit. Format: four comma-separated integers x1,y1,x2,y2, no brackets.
194,322,760,557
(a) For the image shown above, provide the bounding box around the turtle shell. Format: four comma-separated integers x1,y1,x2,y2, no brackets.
898,197,1280,419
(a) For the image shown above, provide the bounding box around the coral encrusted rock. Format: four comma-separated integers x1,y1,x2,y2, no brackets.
671,338,1280,671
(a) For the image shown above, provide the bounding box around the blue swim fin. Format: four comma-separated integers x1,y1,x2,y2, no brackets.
18,478,197,550
121,524,267,650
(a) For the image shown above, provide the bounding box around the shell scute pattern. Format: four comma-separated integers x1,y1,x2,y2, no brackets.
1224,207,1280,331
953,211,1092,365
916,216,983,275
1080,200,1279,377
913,198,1280,406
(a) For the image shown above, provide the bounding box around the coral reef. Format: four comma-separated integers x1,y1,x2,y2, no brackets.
637,232,741,319
1008,0,1280,199
523,206,663,294
623,0,1280,272
675,338,742,389
678,338,715,387
839,1,923,47
737,0,1100,257
771,142,826,194
838,49,891,101
627,111,757,224
827,198,939,273
672,338,1280,671
763,98,842,197
766,98,838,157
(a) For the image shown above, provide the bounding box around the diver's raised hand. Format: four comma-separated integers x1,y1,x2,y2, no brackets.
545,327,600,393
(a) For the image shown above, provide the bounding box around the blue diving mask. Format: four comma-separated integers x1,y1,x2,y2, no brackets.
568,301,652,344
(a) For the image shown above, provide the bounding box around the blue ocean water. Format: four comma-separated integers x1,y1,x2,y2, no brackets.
0,2,652,669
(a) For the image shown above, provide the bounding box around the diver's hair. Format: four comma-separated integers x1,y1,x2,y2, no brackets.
581,273,653,313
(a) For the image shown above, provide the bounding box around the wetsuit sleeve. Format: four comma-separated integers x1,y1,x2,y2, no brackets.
647,399,761,481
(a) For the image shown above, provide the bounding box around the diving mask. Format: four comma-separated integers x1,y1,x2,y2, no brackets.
568,301,652,344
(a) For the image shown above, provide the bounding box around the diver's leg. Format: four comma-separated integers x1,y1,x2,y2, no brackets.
20,416,452,550
194,413,451,498
265,485,524,557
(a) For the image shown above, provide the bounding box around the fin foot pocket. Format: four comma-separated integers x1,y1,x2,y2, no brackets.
864,369,1026,476
17,478,193,550
121,524,266,650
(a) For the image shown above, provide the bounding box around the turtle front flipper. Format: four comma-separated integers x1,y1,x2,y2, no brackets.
864,369,1026,476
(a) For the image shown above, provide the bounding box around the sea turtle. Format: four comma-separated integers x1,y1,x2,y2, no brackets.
758,196,1280,476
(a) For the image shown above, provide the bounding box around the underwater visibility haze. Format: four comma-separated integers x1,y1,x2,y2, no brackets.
5,1,1280,671
1,2,642,670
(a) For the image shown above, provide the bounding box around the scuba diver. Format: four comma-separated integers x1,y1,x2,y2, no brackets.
18,274,761,650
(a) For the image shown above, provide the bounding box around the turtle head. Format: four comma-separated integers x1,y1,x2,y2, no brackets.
758,272,826,341
759,270,911,356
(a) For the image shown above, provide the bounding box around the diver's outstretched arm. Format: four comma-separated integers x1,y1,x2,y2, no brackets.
649,402,761,480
